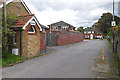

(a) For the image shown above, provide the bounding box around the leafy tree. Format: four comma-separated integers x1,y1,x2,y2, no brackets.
95,12,120,36
2,14,18,49
77,26,84,33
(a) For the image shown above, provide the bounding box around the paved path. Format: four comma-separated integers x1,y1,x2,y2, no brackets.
2,40,104,78
93,40,119,78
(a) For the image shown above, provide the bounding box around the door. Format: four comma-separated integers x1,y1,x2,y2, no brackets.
90,34,93,39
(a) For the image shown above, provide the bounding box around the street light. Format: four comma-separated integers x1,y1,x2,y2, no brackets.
49,17,52,46
112,0,116,52
113,0,115,21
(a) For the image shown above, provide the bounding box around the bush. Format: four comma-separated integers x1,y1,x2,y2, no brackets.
1,48,23,67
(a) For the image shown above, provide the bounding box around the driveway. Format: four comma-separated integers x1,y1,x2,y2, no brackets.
2,40,104,78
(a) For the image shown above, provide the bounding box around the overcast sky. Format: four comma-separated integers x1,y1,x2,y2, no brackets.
24,0,120,28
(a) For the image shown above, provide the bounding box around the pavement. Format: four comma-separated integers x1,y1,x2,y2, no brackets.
1,40,119,78
91,40,119,78
40,41,87,54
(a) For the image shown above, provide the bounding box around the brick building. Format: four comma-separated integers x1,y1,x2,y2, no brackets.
1,0,47,58
39,24,48,50
47,21,84,46
84,27,102,39
12,14,42,58
48,21,76,32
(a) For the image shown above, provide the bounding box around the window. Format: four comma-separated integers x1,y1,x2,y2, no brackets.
88,31,91,33
52,26,58,30
28,25,36,33
62,26,67,30
85,35,89,38
92,31,94,33
13,34,17,44
84,31,88,33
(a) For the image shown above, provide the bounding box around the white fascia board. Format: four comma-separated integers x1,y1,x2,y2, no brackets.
0,0,13,8
20,0,31,14
22,16,34,29
22,16,42,31
34,17,42,31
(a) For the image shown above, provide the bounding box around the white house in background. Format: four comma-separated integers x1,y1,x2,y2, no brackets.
84,27,102,39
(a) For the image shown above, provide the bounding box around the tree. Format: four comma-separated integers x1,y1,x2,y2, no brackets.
2,14,18,48
94,12,120,52
77,26,84,33
94,12,120,36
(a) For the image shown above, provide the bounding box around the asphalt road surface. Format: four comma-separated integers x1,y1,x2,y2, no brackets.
2,40,104,78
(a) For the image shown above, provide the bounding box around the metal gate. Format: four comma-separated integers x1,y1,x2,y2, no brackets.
47,33,58,46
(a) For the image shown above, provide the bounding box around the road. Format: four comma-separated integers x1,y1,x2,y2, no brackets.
2,40,104,78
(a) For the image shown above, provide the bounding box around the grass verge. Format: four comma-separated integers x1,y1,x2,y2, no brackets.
1,48,53,67
109,41,120,77
1,54,24,67
0,49,24,67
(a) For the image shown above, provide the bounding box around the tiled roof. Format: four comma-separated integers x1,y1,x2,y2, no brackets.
48,21,75,28
40,24,48,29
13,14,34,27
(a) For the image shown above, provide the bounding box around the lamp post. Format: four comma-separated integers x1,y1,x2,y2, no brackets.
3,0,7,23
113,0,115,21
112,0,116,52
49,17,52,46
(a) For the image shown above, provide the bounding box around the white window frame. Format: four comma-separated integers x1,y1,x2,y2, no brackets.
88,31,91,33
62,26,68,30
52,26,58,31
85,35,89,38
28,25,36,33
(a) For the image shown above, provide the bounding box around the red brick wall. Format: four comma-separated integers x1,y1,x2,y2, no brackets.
7,1,29,17
84,34,91,39
40,33,46,50
84,33,102,39
95,34,102,36
57,31,84,46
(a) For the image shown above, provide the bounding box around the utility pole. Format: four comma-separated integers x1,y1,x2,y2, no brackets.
3,0,7,23
49,17,52,46
50,17,52,34
112,0,115,53
3,0,8,50
113,0,115,21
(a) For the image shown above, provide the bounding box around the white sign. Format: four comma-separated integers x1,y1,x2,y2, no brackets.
12,48,19,55
111,21,116,26
31,21,36,25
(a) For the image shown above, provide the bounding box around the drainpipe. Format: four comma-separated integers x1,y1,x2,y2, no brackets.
20,31,22,56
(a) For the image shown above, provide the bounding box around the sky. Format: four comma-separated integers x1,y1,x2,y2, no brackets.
23,0,120,29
